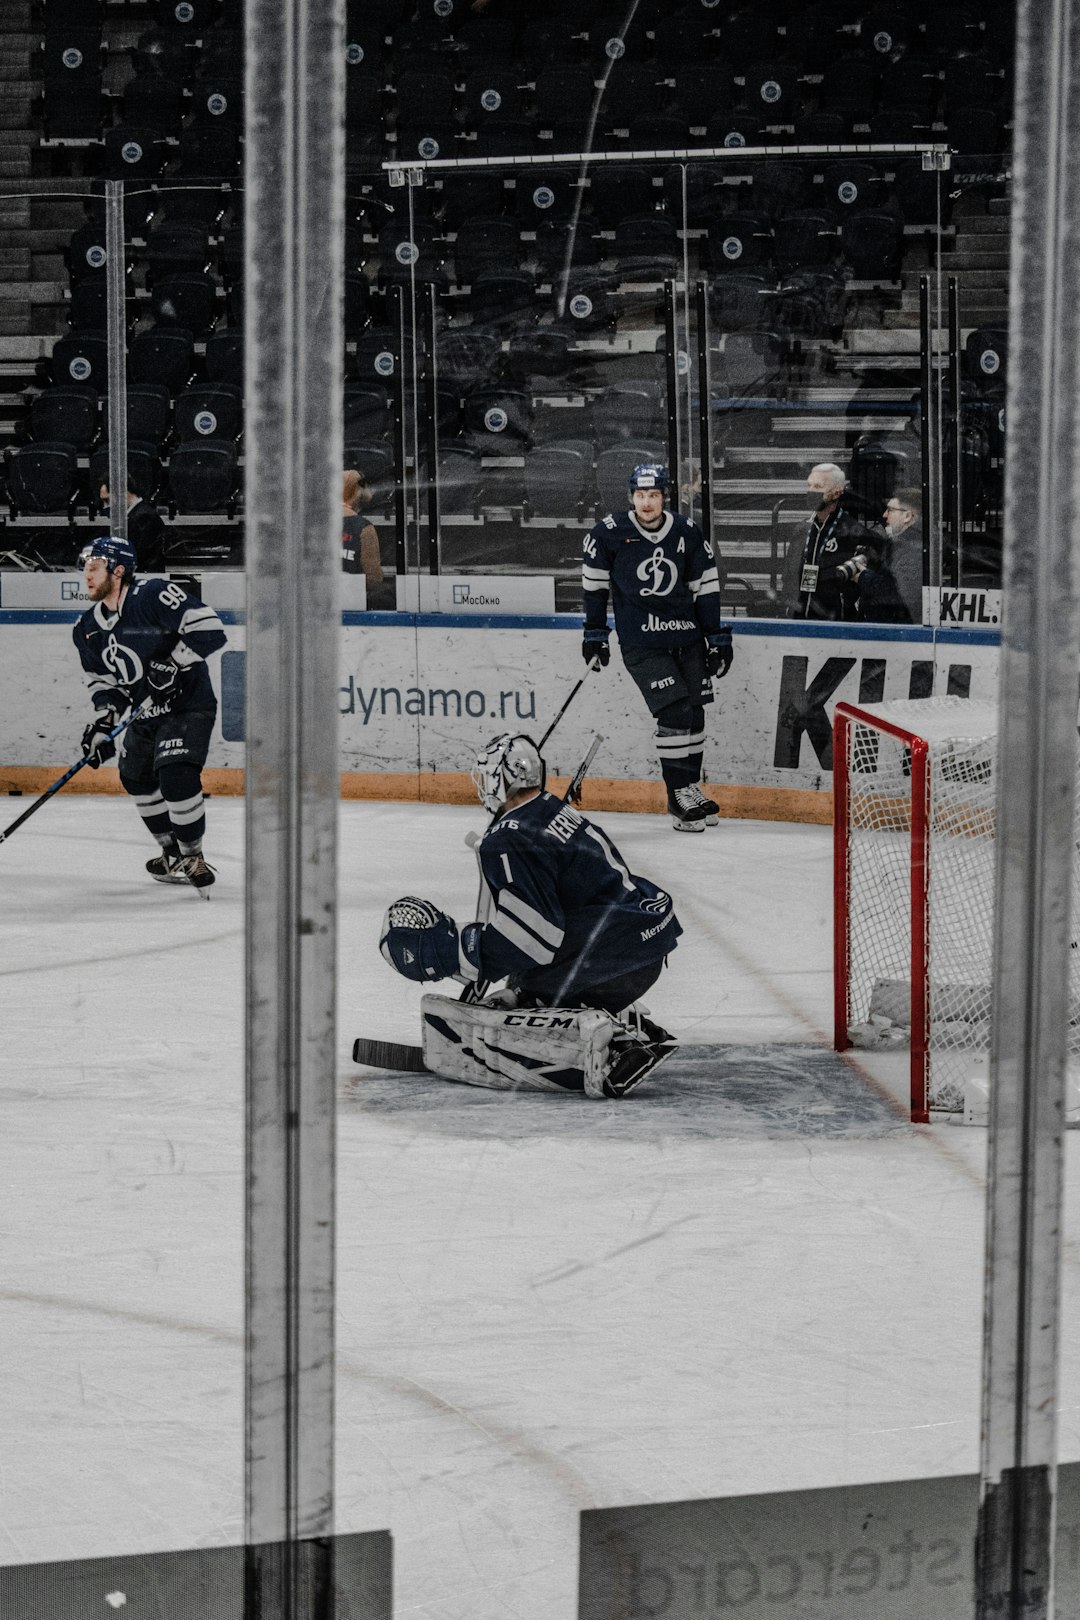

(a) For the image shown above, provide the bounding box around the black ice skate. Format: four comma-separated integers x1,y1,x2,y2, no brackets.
176,852,216,896
603,1012,679,1097
146,849,187,884
687,783,719,825
668,785,709,833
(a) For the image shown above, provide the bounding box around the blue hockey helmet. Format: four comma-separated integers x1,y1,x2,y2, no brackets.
79,534,137,582
472,733,546,814
628,462,670,495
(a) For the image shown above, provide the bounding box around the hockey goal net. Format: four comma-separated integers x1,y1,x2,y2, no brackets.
833,696,1040,1122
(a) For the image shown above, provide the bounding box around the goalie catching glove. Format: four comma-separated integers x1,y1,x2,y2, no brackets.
379,896,481,984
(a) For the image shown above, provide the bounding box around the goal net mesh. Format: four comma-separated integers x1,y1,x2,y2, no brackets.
837,697,1080,1115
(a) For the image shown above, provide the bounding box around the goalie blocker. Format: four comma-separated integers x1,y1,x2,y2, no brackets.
420,993,677,1099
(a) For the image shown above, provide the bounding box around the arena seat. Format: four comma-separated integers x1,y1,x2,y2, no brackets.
505,325,573,381
127,325,197,393
28,386,99,453
595,443,664,514
174,383,243,445
89,443,161,504
352,329,398,386
168,442,239,515
106,384,172,452
771,209,838,274
438,172,508,228
68,281,113,334
841,209,904,281
121,74,186,137
557,270,616,332
436,327,503,391
462,387,531,455
771,267,847,335
742,61,800,123
51,332,109,392
460,69,526,130
532,68,597,137
103,125,168,181
585,166,655,230
524,442,593,521
963,328,1008,393
145,221,214,282
592,381,664,445
535,214,602,278
344,384,393,443
177,120,242,179
437,443,482,516
150,272,220,335
453,219,524,286
708,212,774,274
470,270,538,328
204,329,244,387
6,444,79,516
710,273,775,333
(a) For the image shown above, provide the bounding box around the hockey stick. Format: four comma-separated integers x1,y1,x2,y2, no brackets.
355,735,607,1072
537,665,591,751
351,1035,429,1073
563,731,603,806
0,704,148,848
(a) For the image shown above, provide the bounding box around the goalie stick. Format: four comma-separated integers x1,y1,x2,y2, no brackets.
0,703,149,848
355,734,605,1073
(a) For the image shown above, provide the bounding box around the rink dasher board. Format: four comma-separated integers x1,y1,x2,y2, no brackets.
0,611,998,818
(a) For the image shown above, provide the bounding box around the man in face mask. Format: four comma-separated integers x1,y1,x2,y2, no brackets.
781,462,883,621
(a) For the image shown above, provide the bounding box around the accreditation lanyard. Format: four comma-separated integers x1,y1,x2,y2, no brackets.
799,506,840,610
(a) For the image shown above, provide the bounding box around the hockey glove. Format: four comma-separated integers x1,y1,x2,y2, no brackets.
379,896,482,984
706,626,734,679
81,708,120,768
582,630,610,670
147,656,181,698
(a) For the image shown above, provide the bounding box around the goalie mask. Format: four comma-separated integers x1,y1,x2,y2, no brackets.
471,733,546,814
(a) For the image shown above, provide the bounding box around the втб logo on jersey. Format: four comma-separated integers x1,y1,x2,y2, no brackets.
102,634,143,686
637,546,678,598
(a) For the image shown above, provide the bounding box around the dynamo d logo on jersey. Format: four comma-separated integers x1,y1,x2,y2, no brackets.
103,634,143,686
637,547,679,598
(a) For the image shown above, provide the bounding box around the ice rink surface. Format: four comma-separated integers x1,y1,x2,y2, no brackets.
5,794,1080,1619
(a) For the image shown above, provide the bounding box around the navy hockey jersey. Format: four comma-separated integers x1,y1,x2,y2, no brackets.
464,791,682,1001
73,576,227,719
582,508,723,649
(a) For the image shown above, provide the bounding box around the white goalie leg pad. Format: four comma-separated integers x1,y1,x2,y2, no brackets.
421,994,619,1095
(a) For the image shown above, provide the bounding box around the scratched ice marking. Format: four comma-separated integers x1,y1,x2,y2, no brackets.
340,1045,906,1142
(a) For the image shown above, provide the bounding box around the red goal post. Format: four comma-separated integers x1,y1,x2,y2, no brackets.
833,697,1000,1123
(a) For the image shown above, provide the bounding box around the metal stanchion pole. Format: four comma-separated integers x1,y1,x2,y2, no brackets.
977,1,1080,1614
243,0,344,1611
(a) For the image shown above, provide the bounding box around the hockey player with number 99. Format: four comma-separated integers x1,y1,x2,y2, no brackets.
73,536,227,893
377,733,682,1099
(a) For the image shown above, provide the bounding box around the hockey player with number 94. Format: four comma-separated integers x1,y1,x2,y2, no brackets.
376,733,682,1099
582,463,733,833
73,536,227,893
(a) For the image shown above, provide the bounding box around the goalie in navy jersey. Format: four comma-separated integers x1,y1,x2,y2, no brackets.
378,734,681,1098
72,535,227,893
582,463,734,832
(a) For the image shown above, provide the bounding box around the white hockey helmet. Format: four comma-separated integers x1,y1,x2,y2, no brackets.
471,733,546,814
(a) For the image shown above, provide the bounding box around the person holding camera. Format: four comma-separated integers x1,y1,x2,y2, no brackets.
782,463,882,620
844,535,913,625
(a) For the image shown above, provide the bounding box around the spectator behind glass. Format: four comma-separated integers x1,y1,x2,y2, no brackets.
99,476,167,573
881,487,924,625
342,468,392,608
781,462,882,620
849,532,912,624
